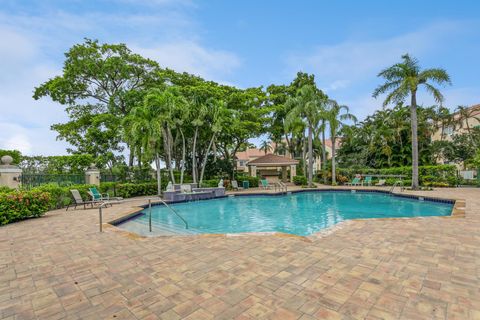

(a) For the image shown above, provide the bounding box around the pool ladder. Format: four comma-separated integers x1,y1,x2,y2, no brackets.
389,180,404,193
147,198,189,232
274,182,288,193
97,197,189,233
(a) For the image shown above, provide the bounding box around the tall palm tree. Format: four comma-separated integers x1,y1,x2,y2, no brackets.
373,54,451,189
123,103,164,196
285,85,328,187
259,140,272,155
326,101,357,185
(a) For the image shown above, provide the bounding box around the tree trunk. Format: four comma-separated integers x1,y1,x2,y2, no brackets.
302,136,306,176
128,146,134,167
179,129,186,184
321,123,327,184
308,125,313,187
155,154,161,196
199,133,216,185
331,137,337,185
162,128,175,184
192,127,199,184
410,91,419,190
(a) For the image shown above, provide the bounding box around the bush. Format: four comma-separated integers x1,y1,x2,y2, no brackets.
114,182,165,198
0,186,13,193
31,183,95,209
199,179,219,188
234,174,259,187
0,190,51,225
336,165,457,186
293,175,308,186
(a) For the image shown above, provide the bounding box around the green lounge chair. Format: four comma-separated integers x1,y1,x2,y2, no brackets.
88,187,109,201
261,179,272,190
364,176,372,186
346,177,361,186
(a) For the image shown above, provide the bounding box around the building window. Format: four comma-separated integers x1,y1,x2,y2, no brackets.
444,126,454,136
238,160,246,167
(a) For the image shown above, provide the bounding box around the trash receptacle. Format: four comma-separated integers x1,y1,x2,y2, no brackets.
243,180,249,189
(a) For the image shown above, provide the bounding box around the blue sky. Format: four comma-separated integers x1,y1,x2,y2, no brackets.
0,0,479,155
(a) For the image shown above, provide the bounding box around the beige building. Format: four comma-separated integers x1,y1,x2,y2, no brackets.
235,139,339,173
432,104,480,142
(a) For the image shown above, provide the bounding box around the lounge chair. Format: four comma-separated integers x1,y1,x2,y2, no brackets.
231,180,242,191
66,189,97,211
346,177,361,186
375,179,386,186
88,187,109,201
364,176,372,186
260,179,272,190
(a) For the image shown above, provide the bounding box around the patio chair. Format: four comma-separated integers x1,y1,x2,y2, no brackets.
261,179,272,190
66,189,97,211
346,177,361,186
375,179,386,186
88,187,109,201
363,176,372,186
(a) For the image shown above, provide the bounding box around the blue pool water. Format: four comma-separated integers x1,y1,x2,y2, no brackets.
117,192,453,236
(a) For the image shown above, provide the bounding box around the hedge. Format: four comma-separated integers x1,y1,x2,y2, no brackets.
234,174,259,188
293,175,307,186
333,165,458,186
0,190,51,225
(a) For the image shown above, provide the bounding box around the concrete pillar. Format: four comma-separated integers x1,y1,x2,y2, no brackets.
290,165,297,183
250,165,257,178
282,166,288,182
85,164,100,186
0,155,22,189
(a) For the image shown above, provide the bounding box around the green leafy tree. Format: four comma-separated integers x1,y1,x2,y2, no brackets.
33,39,159,167
373,54,451,189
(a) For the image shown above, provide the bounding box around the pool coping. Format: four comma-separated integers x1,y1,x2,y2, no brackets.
106,188,465,240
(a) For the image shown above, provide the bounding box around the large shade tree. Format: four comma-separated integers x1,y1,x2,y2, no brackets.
373,54,451,189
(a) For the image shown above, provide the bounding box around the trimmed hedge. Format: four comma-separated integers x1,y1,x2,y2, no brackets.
0,190,51,225
293,175,307,186
234,175,259,188
334,165,458,186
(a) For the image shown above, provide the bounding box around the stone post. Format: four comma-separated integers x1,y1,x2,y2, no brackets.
282,166,288,182
0,155,22,189
85,164,100,186
290,164,297,183
250,165,257,178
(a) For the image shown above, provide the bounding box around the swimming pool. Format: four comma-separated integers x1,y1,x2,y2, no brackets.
116,191,453,236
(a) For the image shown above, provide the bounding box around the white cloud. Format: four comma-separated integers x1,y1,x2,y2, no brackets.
286,21,466,92
133,41,241,82
0,3,242,156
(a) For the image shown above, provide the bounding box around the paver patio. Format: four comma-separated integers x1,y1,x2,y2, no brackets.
1,187,479,319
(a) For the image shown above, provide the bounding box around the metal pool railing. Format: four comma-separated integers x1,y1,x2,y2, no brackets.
98,197,189,233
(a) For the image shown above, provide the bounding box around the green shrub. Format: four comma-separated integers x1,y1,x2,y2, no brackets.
293,175,308,186
234,174,259,187
336,165,457,187
114,182,165,198
0,190,51,225
0,186,13,193
31,183,95,209
199,179,219,188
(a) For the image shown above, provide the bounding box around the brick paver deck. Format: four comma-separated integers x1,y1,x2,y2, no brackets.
1,187,479,319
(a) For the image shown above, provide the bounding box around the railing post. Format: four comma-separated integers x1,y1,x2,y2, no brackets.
99,205,103,232
149,199,152,232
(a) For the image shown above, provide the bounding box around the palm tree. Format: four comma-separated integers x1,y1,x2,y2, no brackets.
326,101,357,185
259,140,272,155
123,103,164,196
285,85,328,187
455,105,480,148
373,54,451,189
